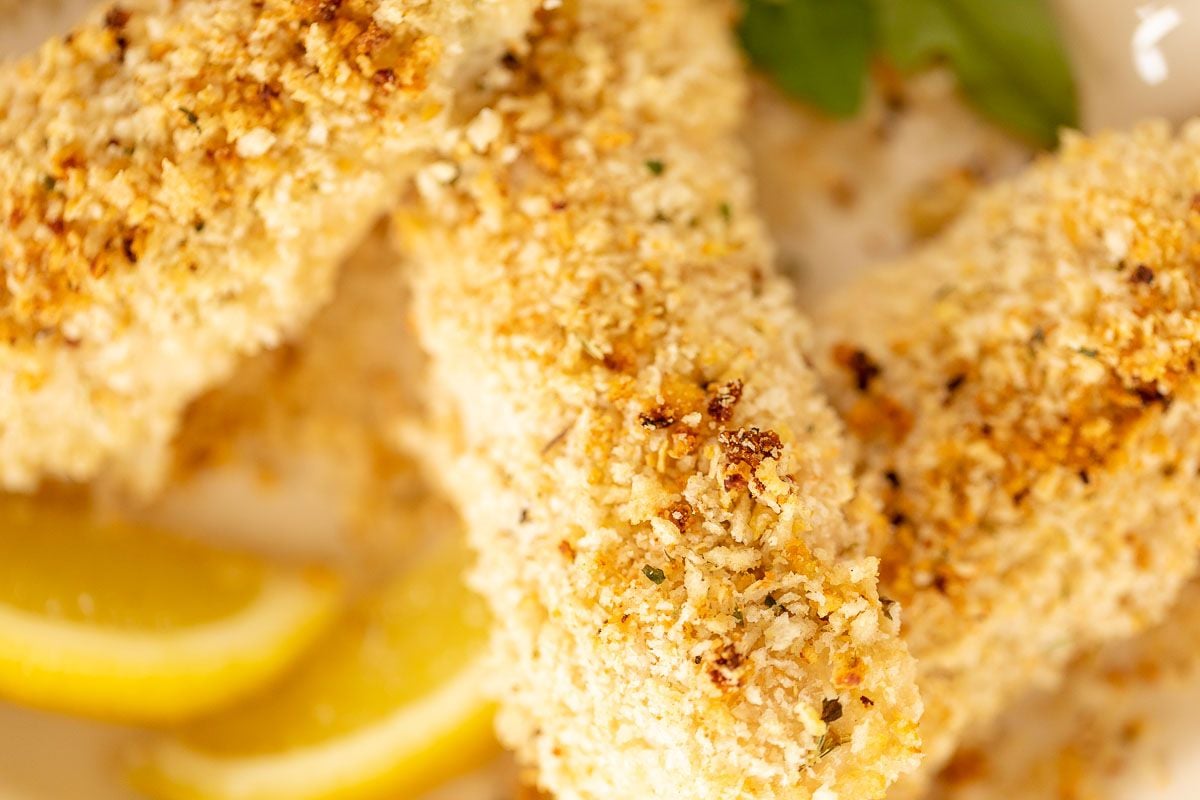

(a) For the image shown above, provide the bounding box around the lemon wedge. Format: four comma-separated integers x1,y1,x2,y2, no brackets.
0,496,340,724
129,536,497,800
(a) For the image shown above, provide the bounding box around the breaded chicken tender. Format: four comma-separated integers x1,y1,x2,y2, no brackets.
0,0,536,491
130,226,436,565
814,121,1200,796
394,2,922,798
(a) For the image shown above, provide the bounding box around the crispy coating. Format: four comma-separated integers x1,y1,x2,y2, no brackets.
122,226,437,565
395,2,921,798
0,0,535,491
929,579,1200,800
814,122,1200,795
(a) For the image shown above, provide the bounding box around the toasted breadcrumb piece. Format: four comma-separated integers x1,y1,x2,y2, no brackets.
814,121,1200,796
0,0,536,492
395,2,921,798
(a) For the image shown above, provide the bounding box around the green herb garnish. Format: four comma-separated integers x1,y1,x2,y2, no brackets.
732,609,745,624
816,730,840,758
738,0,1078,146
642,564,667,585
739,0,875,118
645,159,665,176
178,107,201,130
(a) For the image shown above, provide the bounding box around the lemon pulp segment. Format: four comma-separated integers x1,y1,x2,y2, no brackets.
0,497,340,723
130,538,498,800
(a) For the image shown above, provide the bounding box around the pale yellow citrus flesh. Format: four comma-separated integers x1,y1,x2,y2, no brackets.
0,496,340,723
129,537,497,800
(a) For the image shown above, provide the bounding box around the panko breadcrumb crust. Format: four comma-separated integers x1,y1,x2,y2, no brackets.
0,0,535,491
815,122,1200,796
396,1,921,798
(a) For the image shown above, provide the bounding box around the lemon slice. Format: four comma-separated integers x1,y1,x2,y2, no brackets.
129,536,497,800
0,496,340,723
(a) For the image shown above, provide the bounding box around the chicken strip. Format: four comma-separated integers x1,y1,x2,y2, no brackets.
395,2,921,798
928,579,1200,800
813,121,1200,795
128,225,435,567
0,0,536,491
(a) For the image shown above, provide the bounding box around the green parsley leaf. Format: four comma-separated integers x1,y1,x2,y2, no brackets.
875,0,1078,145
642,564,667,585
738,0,875,118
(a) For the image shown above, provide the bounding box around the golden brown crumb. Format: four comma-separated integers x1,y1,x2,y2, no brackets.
0,0,537,491
815,121,1200,796
395,1,921,798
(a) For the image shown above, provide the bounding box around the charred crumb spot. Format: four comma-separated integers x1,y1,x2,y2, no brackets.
718,426,783,469
638,406,676,430
764,593,777,608
104,6,131,29
694,655,702,664
662,498,693,532
1133,382,1171,407
931,573,949,594
945,372,967,396
708,642,745,684
1130,264,1155,284
373,68,397,88
1078,469,1090,485
888,511,908,528
307,0,343,22
832,343,882,391
121,235,137,263
884,469,901,488
859,695,874,707
1012,486,1030,506
821,697,843,724
880,596,896,618
550,199,567,211
558,540,576,560
501,51,521,70
706,379,744,423
714,644,743,670
519,508,530,524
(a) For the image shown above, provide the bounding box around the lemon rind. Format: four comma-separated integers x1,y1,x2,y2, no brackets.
0,571,339,723
131,656,496,800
